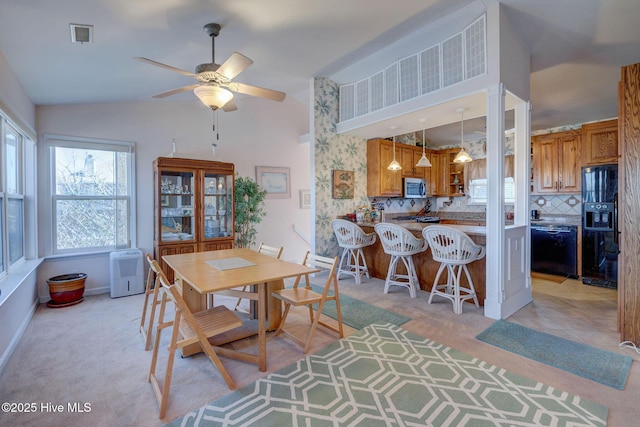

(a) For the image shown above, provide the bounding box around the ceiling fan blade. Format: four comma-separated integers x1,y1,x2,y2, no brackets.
135,57,197,78
227,82,286,102
216,52,253,80
222,99,238,112
151,84,200,98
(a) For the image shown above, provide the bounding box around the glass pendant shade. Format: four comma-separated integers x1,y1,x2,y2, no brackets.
416,129,432,167
453,147,473,163
194,85,233,110
387,137,402,170
453,108,472,163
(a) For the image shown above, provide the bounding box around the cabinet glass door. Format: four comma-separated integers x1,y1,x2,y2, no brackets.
203,172,233,239
159,171,195,242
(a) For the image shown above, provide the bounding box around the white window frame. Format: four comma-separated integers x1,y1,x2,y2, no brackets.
44,135,137,255
0,116,29,277
468,177,516,205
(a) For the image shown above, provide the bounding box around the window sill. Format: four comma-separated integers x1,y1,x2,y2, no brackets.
44,250,113,262
0,258,44,306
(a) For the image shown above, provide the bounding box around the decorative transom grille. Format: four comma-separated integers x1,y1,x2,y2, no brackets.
339,15,486,122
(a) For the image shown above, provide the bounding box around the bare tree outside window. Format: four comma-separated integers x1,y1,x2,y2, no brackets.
52,143,133,253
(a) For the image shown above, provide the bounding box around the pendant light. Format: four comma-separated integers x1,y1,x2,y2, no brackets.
387,136,402,170
453,108,473,163
415,129,432,167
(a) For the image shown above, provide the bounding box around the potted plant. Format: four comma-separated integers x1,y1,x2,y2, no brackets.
234,175,267,248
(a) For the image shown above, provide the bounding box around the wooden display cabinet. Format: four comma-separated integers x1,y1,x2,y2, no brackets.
153,157,235,280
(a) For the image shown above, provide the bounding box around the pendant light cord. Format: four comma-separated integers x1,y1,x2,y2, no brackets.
460,109,464,149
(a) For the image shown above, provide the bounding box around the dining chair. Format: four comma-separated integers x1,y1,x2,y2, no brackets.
374,223,428,298
140,253,163,351
422,225,485,314
233,243,284,311
271,251,343,353
148,274,243,419
331,219,377,284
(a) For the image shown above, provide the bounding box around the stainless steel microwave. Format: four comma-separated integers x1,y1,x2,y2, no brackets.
403,178,427,198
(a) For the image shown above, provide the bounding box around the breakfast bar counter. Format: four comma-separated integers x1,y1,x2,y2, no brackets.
359,222,488,305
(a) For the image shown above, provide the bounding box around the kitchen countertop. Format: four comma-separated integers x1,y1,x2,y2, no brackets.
358,220,523,237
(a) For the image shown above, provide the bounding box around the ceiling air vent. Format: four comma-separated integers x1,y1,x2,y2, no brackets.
70,23,93,44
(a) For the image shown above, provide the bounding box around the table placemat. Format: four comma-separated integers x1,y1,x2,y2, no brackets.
206,257,256,271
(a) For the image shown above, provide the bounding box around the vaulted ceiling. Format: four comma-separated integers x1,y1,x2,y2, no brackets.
1,0,638,143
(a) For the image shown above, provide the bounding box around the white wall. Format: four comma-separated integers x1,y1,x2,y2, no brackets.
35,95,311,298
0,50,39,373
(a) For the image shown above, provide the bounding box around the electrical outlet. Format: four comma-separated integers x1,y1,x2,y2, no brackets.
546,201,552,207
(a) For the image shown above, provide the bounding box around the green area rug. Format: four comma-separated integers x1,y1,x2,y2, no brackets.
167,323,607,427
476,320,632,390
309,283,410,329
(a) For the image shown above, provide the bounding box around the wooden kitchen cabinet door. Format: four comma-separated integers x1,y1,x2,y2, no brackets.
367,138,402,197
557,133,581,192
582,119,618,165
429,152,450,196
532,131,581,194
400,145,427,179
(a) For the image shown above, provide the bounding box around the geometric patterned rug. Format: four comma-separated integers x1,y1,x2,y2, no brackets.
476,320,632,390
165,323,608,427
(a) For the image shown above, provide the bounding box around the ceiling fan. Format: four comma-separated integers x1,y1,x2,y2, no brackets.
136,23,286,112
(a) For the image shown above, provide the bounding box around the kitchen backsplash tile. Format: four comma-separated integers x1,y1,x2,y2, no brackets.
367,193,581,218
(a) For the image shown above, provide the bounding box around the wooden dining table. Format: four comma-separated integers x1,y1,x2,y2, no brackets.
162,248,318,371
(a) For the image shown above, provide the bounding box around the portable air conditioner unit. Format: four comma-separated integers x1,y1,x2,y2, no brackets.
109,249,144,298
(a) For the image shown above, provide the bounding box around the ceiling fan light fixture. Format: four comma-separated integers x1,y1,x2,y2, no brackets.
194,85,233,110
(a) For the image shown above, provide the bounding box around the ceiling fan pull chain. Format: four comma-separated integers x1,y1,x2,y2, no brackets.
212,109,220,140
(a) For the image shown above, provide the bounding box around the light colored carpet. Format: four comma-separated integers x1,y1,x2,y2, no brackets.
168,323,607,426
0,277,638,426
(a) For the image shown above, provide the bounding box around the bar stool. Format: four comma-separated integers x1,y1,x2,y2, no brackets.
422,225,485,314
331,219,376,284
374,223,427,298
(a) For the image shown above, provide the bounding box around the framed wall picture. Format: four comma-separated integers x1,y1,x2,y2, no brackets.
332,170,354,199
300,189,311,209
256,166,291,199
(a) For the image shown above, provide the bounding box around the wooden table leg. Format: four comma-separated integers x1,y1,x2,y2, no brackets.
258,282,267,371
267,279,284,330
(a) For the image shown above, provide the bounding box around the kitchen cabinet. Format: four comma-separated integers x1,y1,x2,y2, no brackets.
400,145,428,179
153,157,235,281
582,119,618,165
531,131,581,194
618,61,640,344
448,149,466,196
367,138,402,197
429,152,449,196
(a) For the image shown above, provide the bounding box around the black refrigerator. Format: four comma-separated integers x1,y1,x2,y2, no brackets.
582,164,618,289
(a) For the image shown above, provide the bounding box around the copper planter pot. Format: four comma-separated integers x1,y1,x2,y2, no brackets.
47,273,86,307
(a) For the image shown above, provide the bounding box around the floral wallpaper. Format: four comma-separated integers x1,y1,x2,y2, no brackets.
313,77,368,257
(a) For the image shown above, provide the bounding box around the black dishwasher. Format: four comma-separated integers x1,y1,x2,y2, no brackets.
531,225,578,278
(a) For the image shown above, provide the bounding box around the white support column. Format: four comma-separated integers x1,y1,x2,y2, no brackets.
484,83,506,319
513,102,531,226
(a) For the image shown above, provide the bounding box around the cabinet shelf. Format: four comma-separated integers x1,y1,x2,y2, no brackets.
154,157,236,281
